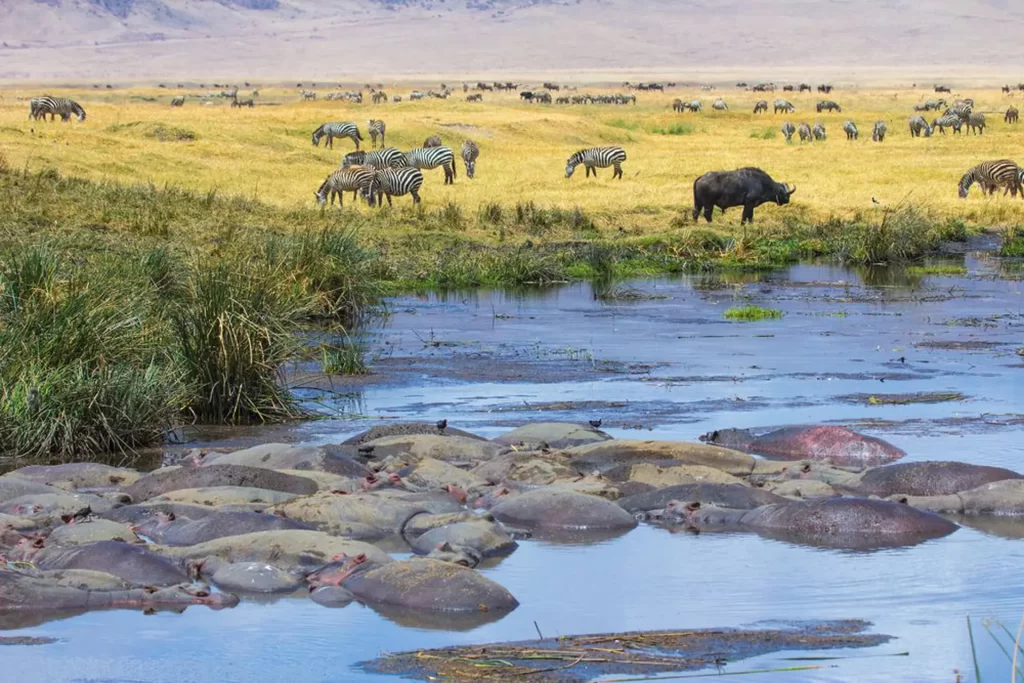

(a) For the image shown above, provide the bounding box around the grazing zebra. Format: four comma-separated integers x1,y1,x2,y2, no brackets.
773,99,795,113
932,114,962,135
170,96,185,107
461,139,479,179
712,98,728,111
797,122,812,142
872,120,888,142
231,98,254,108
407,146,457,184
1006,106,1019,124
300,90,317,101
816,100,841,113
812,122,826,140
753,100,768,114
342,148,408,169
315,166,375,207
842,121,858,140
372,91,387,104
966,113,986,135
944,102,972,121
29,96,86,122
958,159,1021,198
364,167,424,207
312,122,362,150
780,121,796,142
907,115,932,137
672,98,685,113
565,146,626,179
367,119,386,148
392,95,402,103
423,135,443,148
409,91,425,100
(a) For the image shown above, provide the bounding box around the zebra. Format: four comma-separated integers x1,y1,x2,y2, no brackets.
842,121,858,140
29,96,86,122
1006,107,1019,124
372,91,387,104
300,90,317,101
780,121,796,142
687,100,702,112
392,95,402,103
932,114,962,135
753,100,768,114
409,91,425,100
406,146,457,184
712,98,728,111
812,122,826,140
966,113,986,135
958,159,1021,198
170,96,185,107
944,102,972,121
565,146,626,179
816,100,841,113
797,122,812,142
423,135,443,148
312,122,362,150
672,98,685,113
908,115,932,137
367,119,386,148
231,98,254,108
461,139,479,179
342,148,408,169
364,167,424,207
315,166,375,207
872,120,888,142
773,99,795,114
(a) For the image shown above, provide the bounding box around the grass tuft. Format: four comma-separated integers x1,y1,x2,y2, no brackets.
724,305,785,321
1001,227,1024,257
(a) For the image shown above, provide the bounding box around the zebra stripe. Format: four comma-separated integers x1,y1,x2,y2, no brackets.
780,121,796,142
966,113,986,135
872,120,888,142
773,99,795,113
712,98,728,111
315,166,375,207
753,100,768,114
932,114,962,135
367,120,386,148
843,121,858,140
406,146,457,184
944,103,972,121
341,148,408,170
461,140,479,179
312,122,362,150
565,146,626,179
958,159,1021,199
908,115,931,138
29,96,86,122
797,123,812,142
366,167,424,207
812,123,826,140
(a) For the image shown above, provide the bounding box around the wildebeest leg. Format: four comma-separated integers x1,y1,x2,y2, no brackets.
741,204,755,224
703,206,714,223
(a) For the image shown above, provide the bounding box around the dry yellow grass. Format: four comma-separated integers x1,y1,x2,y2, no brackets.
2,85,1024,241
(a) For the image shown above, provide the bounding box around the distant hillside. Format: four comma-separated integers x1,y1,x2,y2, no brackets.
2,0,1023,82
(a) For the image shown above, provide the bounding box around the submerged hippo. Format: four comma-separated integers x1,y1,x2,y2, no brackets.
15,540,189,586
2,463,142,492
489,489,637,531
0,569,237,612
669,497,958,550
425,542,482,568
618,484,786,514
208,561,305,594
126,465,317,503
894,479,1024,517
341,422,488,445
306,554,518,613
410,521,518,559
133,511,312,546
847,461,1023,498
701,426,905,468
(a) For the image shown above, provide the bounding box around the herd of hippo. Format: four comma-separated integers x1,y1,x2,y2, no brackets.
1,421,1023,626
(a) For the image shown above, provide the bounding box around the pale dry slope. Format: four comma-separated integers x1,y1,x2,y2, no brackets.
2,0,1023,82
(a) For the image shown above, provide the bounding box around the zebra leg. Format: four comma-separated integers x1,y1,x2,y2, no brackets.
411,189,421,204
614,164,622,179
353,134,360,151
386,194,393,208
327,134,334,149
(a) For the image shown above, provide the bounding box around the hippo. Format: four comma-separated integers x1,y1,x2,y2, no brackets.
700,426,905,468
0,479,68,505
618,483,786,514
146,486,300,508
668,498,958,549
306,554,518,613
494,422,611,450
269,492,430,537
0,492,115,522
489,489,637,531
341,422,488,445
566,440,755,477
0,568,238,612
126,465,317,503
208,561,305,593
471,450,578,486
27,569,135,591
358,434,502,465
154,530,393,569
425,542,482,568
133,511,312,546
13,540,189,586
199,445,372,478
310,585,356,608
2,463,142,492
100,503,222,525
410,521,518,559
46,519,140,546
846,461,1023,498
894,479,1024,516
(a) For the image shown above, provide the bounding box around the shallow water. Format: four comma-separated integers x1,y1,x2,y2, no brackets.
6,252,1024,682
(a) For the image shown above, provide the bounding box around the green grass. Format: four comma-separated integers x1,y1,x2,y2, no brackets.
724,305,785,321
906,265,968,277
320,338,370,376
650,123,695,136
1001,227,1024,257
750,127,778,140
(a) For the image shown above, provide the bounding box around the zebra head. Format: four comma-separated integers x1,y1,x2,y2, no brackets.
957,172,973,199
465,159,476,179
565,159,578,178
312,126,324,147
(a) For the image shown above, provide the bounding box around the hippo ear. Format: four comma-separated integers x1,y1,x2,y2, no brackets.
685,502,701,512
329,553,346,562
354,553,367,563
438,542,453,551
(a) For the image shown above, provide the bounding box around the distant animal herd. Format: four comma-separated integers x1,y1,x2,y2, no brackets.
19,80,1024,217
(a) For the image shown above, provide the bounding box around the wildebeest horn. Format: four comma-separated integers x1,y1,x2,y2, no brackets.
786,184,796,195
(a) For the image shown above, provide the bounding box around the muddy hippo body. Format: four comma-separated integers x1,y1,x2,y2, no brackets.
135,511,312,546
342,422,488,445
702,426,905,468
2,464,141,491
619,484,785,514
209,562,305,594
851,461,1022,497
28,541,189,586
46,520,140,546
0,569,237,612
127,465,318,503
682,498,958,549
410,521,518,559
308,556,518,613
490,489,636,531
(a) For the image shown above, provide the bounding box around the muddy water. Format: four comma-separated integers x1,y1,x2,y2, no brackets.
7,251,1024,682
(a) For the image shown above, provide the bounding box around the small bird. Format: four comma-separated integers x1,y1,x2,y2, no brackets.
872,197,880,205
436,419,448,432
357,444,375,456
589,419,602,429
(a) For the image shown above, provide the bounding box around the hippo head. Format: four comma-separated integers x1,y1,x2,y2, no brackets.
445,484,468,505
146,583,240,609
388,473,403,486
361,474,379,490
131,511,176,536
13,535,45,561
306,553,372,589
426,542,482,568
652,500,703,527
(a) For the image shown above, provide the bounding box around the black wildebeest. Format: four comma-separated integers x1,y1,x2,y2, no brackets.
692,168,796,224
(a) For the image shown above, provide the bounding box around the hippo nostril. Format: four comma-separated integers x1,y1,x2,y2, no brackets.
195,590,209,598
